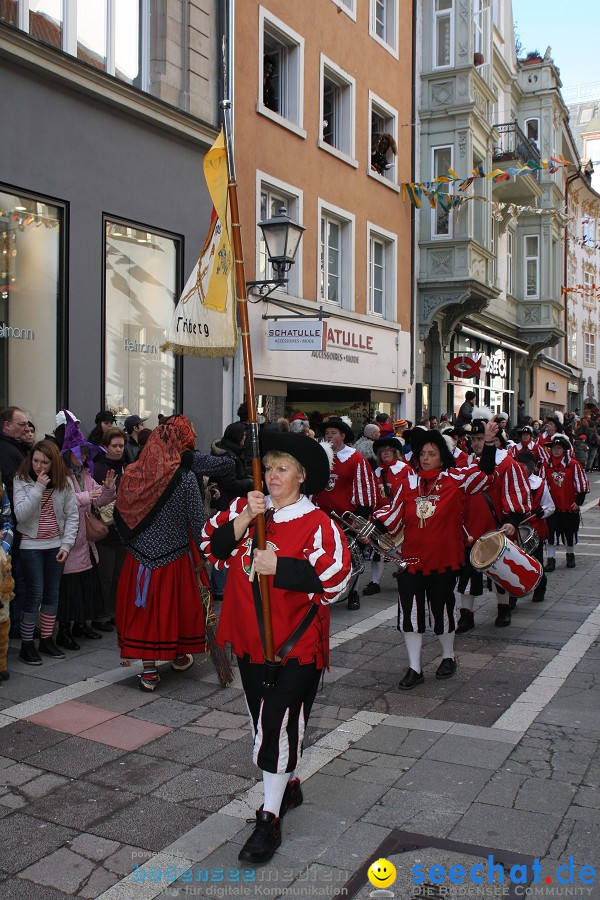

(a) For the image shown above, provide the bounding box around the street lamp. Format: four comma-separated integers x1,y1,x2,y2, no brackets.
247,206,305,297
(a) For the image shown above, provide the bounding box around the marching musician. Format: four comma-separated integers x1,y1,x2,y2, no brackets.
200,432,351,865
372,419,499,690
315,416,376,609
457,409,532,632
511,424,549,467
362,436,409,597
514,450,554,603
440,425,469,467
542,434,589,571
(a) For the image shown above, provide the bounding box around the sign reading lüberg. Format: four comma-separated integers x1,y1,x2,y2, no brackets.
267,319,326,351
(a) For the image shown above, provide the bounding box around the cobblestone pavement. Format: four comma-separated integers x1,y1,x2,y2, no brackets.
0,485,599,900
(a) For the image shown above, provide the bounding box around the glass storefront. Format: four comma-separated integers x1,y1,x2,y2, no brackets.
450,333,514,418
104,220,180,430
0,188,62,436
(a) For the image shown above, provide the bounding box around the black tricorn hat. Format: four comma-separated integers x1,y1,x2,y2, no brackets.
373,436,404,456
550,434,571,454
318,416,354,444
260,431,332,494
409,428,454,469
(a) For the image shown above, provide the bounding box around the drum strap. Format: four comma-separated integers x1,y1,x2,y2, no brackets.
482,492,501,529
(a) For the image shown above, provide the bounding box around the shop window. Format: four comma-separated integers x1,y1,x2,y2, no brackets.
431,145,453,238
433,0,453,69
584,331,596,367
524,234,539,298
259,9,304,133
320,56,355,163
368,223,396,319
369,93,398,184
369,0,398,56
257,175,303,297
0,188,63,437
319,202,354,309
3,0,146,88
507,230,513,294
104,220,180,426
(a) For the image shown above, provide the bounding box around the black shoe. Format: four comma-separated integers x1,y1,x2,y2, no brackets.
436,657,457,680
38,637,66,659
531,589,545,603
91,620,114,633
19,642,42,666
56,627,80,651
495,604,511,627
280,778,303,817
0,670,10,681
455,609,475,634
72,623,102,640
544,558,555,573
347,591,360,610
398,667,424,690
238,811,282,864
566,553,576,569
509,596,517,611
362,581,381,596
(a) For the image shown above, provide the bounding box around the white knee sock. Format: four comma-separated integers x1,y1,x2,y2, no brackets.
547,544,555,558
263,771,289,816
403,631,423,673
438,631,455,660
460,593,474,612
371,559,384,584
495,587,509,606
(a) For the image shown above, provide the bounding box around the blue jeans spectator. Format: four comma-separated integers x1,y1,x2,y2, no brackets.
19,548,65,641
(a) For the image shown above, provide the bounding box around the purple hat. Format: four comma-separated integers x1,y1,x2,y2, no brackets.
60,410,104,474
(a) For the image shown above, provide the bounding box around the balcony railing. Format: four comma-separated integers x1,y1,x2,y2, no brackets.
492,122,541,182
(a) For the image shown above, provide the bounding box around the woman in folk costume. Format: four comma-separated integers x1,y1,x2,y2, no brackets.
362,437,409,597
542,434,589,571
57,414,116,648
201,432,351,865
373,420,499,689
114,415,213,691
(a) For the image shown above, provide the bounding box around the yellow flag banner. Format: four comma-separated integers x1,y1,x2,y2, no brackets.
161,129,237,358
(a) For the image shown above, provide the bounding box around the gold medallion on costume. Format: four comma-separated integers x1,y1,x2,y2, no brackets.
552,472,564,487
415,495,439,528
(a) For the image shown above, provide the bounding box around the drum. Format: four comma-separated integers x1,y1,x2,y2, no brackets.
518,525,540,555
470,530,542,597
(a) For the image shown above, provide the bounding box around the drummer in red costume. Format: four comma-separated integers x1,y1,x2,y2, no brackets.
456,409,531,632
315,416,376,610
514,450,554,602
542,434,589,571
511,424,549,466
372,419,499,689
200,432,351,865
362,437,410,596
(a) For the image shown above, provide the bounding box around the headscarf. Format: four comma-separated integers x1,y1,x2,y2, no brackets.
60,410,103,478
115,415,195,535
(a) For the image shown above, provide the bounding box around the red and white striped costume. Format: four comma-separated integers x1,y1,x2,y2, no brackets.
511,438,548,466
464,449,532,541
542,456,588,512
453,447,469,467
374,458,410,509
528,473,555,542
200,495,351,667
374,462,496,576
315,445,376,517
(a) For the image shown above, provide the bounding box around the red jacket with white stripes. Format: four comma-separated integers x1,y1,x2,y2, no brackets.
315,445,376,517
374,459,410,509
200,496,351,667
373,454,496,575
528,473,555,541
542,456,589,512
511,439,549,466
463,450,531,541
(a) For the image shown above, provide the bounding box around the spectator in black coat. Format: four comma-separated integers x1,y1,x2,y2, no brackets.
210,422,254,511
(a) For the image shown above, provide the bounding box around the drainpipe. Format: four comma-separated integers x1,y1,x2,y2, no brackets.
564,168,580,412
409,0,417,408
180,0,190,112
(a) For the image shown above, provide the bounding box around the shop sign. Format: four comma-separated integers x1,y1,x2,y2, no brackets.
310,350,360,365
481,351,507,378
267,319,326,351
124,338,159,355
547,381,558,392
0,322,34,341
326,326,373,352
447,356,482,379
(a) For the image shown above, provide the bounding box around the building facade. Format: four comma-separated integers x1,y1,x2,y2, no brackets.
416,0,572,424
231,0,414,432
0,0,225,440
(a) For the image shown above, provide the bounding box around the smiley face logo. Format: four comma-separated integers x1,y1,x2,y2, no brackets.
367,858,397,889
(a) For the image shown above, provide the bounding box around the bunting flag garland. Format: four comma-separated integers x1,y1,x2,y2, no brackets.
562,284,600,299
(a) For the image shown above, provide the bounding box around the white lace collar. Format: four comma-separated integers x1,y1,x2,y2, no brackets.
265,494,315,522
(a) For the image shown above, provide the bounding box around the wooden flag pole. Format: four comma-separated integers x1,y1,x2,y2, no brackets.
221,98,277,670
